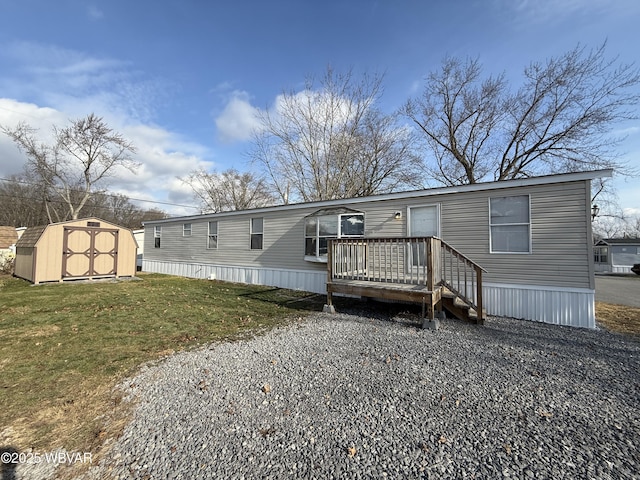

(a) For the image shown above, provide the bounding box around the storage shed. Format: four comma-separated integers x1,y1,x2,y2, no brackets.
14,218,138,284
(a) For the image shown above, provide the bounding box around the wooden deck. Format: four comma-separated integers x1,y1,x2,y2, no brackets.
326,237,485,324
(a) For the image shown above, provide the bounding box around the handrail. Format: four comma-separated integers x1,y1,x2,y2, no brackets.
328,237,438,288
328,236,485,322
438,239,484,320
439,238,487,273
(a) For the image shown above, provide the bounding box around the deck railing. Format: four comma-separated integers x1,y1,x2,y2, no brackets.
438,240,485,316
328,236,485,317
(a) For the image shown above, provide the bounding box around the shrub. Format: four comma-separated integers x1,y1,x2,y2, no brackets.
0,250,15,275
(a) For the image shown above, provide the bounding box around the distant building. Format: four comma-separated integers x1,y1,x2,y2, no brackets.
0,226,18,253
594,238,640,274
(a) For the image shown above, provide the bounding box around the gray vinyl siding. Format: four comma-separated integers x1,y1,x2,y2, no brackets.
145,210,327,275
144,179,592,289
443,182,590,288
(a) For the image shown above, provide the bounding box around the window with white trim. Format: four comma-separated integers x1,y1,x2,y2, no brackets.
250,218,263,250
594,246,608,263
208,221,218,249
489,195,531,253
304,209,365,261
183,223,192,236
154,226,161,248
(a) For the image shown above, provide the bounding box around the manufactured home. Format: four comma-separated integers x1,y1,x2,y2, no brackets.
594,238,640,274
143,169,611,328
15,218,138,284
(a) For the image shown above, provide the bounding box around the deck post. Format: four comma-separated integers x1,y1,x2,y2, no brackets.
422,239,439,330
324,239,336,314
426,237,434,292
422,294,439,330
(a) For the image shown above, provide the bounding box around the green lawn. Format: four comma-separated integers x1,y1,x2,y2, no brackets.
0,273,325,454
3,272,635,462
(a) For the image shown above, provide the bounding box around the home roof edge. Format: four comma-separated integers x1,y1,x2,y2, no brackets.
143,169,613,226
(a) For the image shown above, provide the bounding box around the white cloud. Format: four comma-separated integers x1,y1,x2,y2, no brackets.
0,41,210,214
272,89,360,125
214,81,377,146
0,99,67,175
3,41,124,79
87,6,104,20
495,0,639,25
0,41,167,123
0,99,213,215
615,125,640,137
214,91,263,143
624,207,640,217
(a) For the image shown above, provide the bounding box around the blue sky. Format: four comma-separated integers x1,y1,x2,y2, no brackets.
0,0,638,219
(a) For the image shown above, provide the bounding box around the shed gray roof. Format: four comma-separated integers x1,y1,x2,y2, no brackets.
15,225,46,248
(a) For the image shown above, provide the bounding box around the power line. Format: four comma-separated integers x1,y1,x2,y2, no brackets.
0,105,48,120
0,176,200,210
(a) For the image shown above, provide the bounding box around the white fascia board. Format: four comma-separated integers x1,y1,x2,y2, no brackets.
143,169,613,226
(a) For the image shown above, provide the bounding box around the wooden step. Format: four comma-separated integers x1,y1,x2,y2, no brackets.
440,290,485,324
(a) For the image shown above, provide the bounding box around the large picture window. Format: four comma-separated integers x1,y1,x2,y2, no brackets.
489,195,530,253
305,209,364,261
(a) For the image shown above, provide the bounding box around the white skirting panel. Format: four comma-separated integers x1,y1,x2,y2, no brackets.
595,264,633,274
483,282,595,329
143,260,327,295
143,260,595,328
612,265,633,274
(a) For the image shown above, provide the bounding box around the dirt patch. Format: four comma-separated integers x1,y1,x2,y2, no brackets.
26,324,61,337
595,302,640,338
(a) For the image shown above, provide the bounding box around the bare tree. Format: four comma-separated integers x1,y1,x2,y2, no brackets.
0,175,51,226
592,217,622,240
630,217,640,238
1,113,138,221
0,175,165,228
84,192,168,229
592,207,640,241
251,67,422,203
405,43,640,186
181,168,275,213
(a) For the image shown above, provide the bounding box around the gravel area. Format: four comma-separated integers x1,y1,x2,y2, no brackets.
68,310,640,479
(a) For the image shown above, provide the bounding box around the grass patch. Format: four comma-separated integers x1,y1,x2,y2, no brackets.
596,301,640,338
0,273,326,459
5,272,634,466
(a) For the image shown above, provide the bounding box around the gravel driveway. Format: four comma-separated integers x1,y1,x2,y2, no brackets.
68,310,640,480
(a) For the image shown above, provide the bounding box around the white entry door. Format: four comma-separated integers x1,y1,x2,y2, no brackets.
409,205,440,237
407,205,440,268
